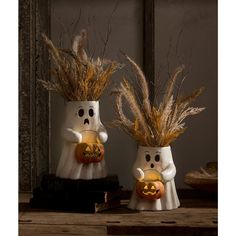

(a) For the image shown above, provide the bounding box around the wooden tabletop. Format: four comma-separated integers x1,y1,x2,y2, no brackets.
19,190,217,236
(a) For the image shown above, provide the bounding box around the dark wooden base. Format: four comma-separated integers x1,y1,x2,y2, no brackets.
30,174,121,213
20,190,217,236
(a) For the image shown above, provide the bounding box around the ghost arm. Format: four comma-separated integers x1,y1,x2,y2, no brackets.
133,167,145,181
62,128,82,143
161,162,176,183
97,123,108,143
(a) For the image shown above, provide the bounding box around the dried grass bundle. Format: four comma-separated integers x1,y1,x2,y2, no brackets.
113,55,205,147
39,29,121,101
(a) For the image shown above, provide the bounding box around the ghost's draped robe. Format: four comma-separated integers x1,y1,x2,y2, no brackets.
56,101,108,180
128,146,180,210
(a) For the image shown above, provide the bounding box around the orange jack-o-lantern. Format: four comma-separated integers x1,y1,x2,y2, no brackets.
75,143,104,164
136,180,165,200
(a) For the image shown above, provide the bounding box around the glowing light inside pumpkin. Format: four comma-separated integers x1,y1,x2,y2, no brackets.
81,130,99,143
74,130,104,164
143,169,162,182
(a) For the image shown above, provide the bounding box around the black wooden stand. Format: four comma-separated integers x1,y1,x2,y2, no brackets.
30,174,121,213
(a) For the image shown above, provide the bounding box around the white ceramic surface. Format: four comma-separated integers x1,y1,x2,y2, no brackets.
128,146,180,210
56,101,108,179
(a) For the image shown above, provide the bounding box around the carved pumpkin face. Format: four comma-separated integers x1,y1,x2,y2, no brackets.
136,180,165,200
75,143,104,164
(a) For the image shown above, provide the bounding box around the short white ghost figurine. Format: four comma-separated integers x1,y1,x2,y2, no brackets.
112,55,204,211
56,101,108,179
128,146,180,210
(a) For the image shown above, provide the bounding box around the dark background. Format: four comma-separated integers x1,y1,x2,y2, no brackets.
50,0,217,189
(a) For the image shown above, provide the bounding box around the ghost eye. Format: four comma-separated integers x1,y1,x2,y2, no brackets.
145,154,151,162
78,109,84,117
89,109,94,117
155,155,160,162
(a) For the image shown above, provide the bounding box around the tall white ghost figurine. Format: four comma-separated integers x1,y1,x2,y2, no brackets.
128,146,180,210
39,30,121,180
56,101,108,179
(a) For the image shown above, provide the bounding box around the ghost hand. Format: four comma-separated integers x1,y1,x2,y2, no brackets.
161,163,176,183
134,168,145,181
98,131,108,143
62,128,82,143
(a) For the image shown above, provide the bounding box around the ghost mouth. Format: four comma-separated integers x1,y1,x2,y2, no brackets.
84,119,89,125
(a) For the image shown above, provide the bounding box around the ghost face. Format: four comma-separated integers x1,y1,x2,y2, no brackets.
65,101,100,132
133,146,162,181
133,146,173,181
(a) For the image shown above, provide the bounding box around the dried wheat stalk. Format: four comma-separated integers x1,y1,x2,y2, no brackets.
39,29,121,101
113,55,205,147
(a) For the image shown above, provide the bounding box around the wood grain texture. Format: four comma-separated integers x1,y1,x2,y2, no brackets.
19,0,51,192
19,224,107,236
19,208,217,236
34,0,51,187
19,207,217,236
19,207,217,226
19,0,33,192
19,192,217,236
